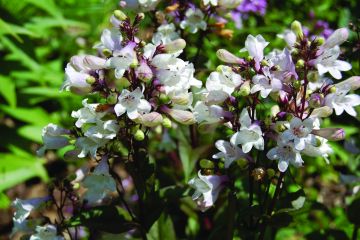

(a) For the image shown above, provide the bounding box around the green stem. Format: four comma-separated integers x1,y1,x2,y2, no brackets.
258,172,285,240
226,191,237,240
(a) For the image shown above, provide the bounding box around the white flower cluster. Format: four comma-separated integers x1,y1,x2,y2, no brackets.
189,23,359,211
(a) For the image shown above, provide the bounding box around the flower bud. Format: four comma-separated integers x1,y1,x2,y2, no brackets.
136,60,153,82
261,59,269,66
83,55,106,70
199,159,215,169
86,76,96,85
296,59,305,68
162,117,172,128
266,169,275,178
311,106,333,118
293,80,301,89
291,20,303,38
116,77,131,89
114,10,127,21
139,112,163,127
236,158,248,169
102,48,112,57
163,39,186,53
106,92,118,105
329,86,336,93
166,109,196,125
216,49,245,64
134,129,145,141
315,37,325,46
311,128,345,141
239,81,251,96
171,94,191,105
309,93,324,108
136,13,145,21
307,71,319,82
323,28,349,49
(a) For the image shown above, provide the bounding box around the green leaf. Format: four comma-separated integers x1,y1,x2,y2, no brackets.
0,105,52,125
0,75,16,107
147,213,176,240
0,154,48,192
0,192,11,209
17,125,43,143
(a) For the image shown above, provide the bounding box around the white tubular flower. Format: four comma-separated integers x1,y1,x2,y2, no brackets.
62,55,101,94
193,102,224,124
325,82,360,116
230,109,264,153
206,66,243,103
12,197,49,222
281,117,314,151
152,23,180,45
71,99,107,128
152,54,201,95
269,48,298,81
267,139,303,172
180,8,207,34
302,136,333,164
82,157,116,204
37,124,70,156
107,42,138,79
322,28,349,50
213,140,245,168
114,87,151,120
315,46,351,79
277,30,296,48
203,0,218,6
251,67,282,98
95,28,123,52
165,108,196,125
29,225,64,240
138,0,160,11
218,0,242,9
188,171,227,212
85,120,119,141
75,120,119,158
242,34,269,70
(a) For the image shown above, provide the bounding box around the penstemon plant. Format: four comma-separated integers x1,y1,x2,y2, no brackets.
9,1,360,240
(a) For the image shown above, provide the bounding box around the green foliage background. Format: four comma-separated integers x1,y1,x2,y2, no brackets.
0,0,359,239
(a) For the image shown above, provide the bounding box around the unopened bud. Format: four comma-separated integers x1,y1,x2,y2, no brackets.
116,77,131,89
114,10,127,21
291,20,303,38
329,86,336,93
140,112,163,127
162,117,172,128
139,40,146,47
200,159,215,169
307,71,319,82
136,60,153,82
239,81,251,96
293,80,301,89
130,60,138,68
276,122,287,132
261,59,269,66
311,128,345,141
315,37,325,46
106,92,118,105
72,182,80,189
216,49,245,64
296,59,305,68
136,13,145,21
134,129,145,141
102,48,112,57
159,94,170,104
266,169,275,178
236,158,248,169
163,39,186,53
309,93,324,108
83,55,106,70
166,109,196,125
86,76,96,84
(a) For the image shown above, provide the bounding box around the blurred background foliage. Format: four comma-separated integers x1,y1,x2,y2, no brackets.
0,0,359,239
